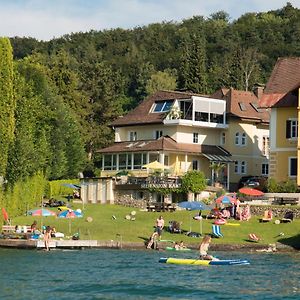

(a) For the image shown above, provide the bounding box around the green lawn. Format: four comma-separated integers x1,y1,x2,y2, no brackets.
12,204,300,248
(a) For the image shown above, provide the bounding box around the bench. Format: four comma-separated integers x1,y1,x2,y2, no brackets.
2,225,32,233
274,197,299,205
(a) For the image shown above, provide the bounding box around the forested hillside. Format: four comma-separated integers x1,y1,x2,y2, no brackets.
3,3,300,183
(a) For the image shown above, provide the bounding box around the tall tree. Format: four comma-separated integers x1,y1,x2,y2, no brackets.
0,38,15,180
179,32,208,94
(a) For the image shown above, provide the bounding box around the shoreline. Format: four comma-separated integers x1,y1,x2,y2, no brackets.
0,238,297,252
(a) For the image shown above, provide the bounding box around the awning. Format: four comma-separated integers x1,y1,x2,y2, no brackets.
202,154,235,163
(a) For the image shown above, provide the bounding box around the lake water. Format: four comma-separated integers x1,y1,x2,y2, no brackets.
0,248,299,299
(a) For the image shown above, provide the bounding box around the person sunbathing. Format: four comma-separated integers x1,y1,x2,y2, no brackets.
241,205,251,221
220,208,230,219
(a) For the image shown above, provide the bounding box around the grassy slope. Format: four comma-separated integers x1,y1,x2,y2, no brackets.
12,204,300,247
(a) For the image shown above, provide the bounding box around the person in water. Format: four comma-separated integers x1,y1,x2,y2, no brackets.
199,235,217,260
179,241,186,249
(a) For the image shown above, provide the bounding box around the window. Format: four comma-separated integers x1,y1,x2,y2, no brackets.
241,133,246,146
194,111,208,122
289,157,297,177
286,119,298,139
241,161,246,174
193,132,198,143
154,130,163,139
119,154,127,170
262,136,269,156
133,153,142,169
164,155,169,166
112,154,117,170
127,154,132,169
153,100,173,113
234,161,247,174
262,163,269,175
235,132,246,146
149,153,159,163
129,131,137,141
220,132,226,145
234,161,239,173
192,160,199,170
238,102,246,111
235,133,239,145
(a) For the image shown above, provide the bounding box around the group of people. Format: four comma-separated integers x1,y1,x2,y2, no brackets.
236,204,251,221
30,221,57,251
207,202,252,222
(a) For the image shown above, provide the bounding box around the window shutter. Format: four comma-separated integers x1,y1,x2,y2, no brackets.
286,120,291,138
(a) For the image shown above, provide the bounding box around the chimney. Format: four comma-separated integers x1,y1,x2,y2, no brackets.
253,84,264,99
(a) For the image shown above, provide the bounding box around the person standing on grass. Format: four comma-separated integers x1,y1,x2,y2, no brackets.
155,215,165,238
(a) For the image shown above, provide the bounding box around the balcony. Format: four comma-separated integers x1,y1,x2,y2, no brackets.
163,96,228,129
115,176,182,189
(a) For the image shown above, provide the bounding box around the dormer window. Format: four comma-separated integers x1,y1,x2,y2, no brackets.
153,100,173,113
239,102,246,111
129,131,137,141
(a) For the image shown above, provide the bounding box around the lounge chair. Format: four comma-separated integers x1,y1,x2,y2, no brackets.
281,211,294,223
248,233,260,242
212,225,223,238
260,210,272,222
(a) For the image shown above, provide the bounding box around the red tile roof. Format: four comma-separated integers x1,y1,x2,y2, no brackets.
211,88,269,123
259,57,300,108
96,136,231,156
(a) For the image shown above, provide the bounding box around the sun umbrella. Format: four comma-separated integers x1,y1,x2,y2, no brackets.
239,187,264,196
27,208,56,217
142,160,169,169
58,209,83,218
178,201,210,211
61,183,81,189
215,195,237,205
178,201,211,234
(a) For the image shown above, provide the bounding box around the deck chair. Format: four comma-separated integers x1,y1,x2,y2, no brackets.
248,233,260,242
212,224,223,238
260,210,272,222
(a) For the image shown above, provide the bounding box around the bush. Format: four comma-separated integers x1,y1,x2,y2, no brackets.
181,171,207,193
267,178,298,193
48,179,80,198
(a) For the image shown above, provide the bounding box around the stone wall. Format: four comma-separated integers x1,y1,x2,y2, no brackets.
248,205,300,218
114,190,151,208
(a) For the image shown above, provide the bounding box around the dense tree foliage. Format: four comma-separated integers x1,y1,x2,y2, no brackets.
4,3,300,176
0,37,15,179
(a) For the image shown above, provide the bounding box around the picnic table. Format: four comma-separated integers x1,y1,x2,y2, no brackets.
147,203,176,212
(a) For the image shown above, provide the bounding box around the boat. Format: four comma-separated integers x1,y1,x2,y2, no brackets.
159,257,250,266
165,246,191,251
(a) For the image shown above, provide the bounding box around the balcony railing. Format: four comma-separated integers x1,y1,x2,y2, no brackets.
115,176,182,189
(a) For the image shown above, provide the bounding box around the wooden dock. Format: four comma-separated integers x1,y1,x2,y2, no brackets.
0,238,145,250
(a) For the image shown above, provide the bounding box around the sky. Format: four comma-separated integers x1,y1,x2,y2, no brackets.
0,0,299,41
